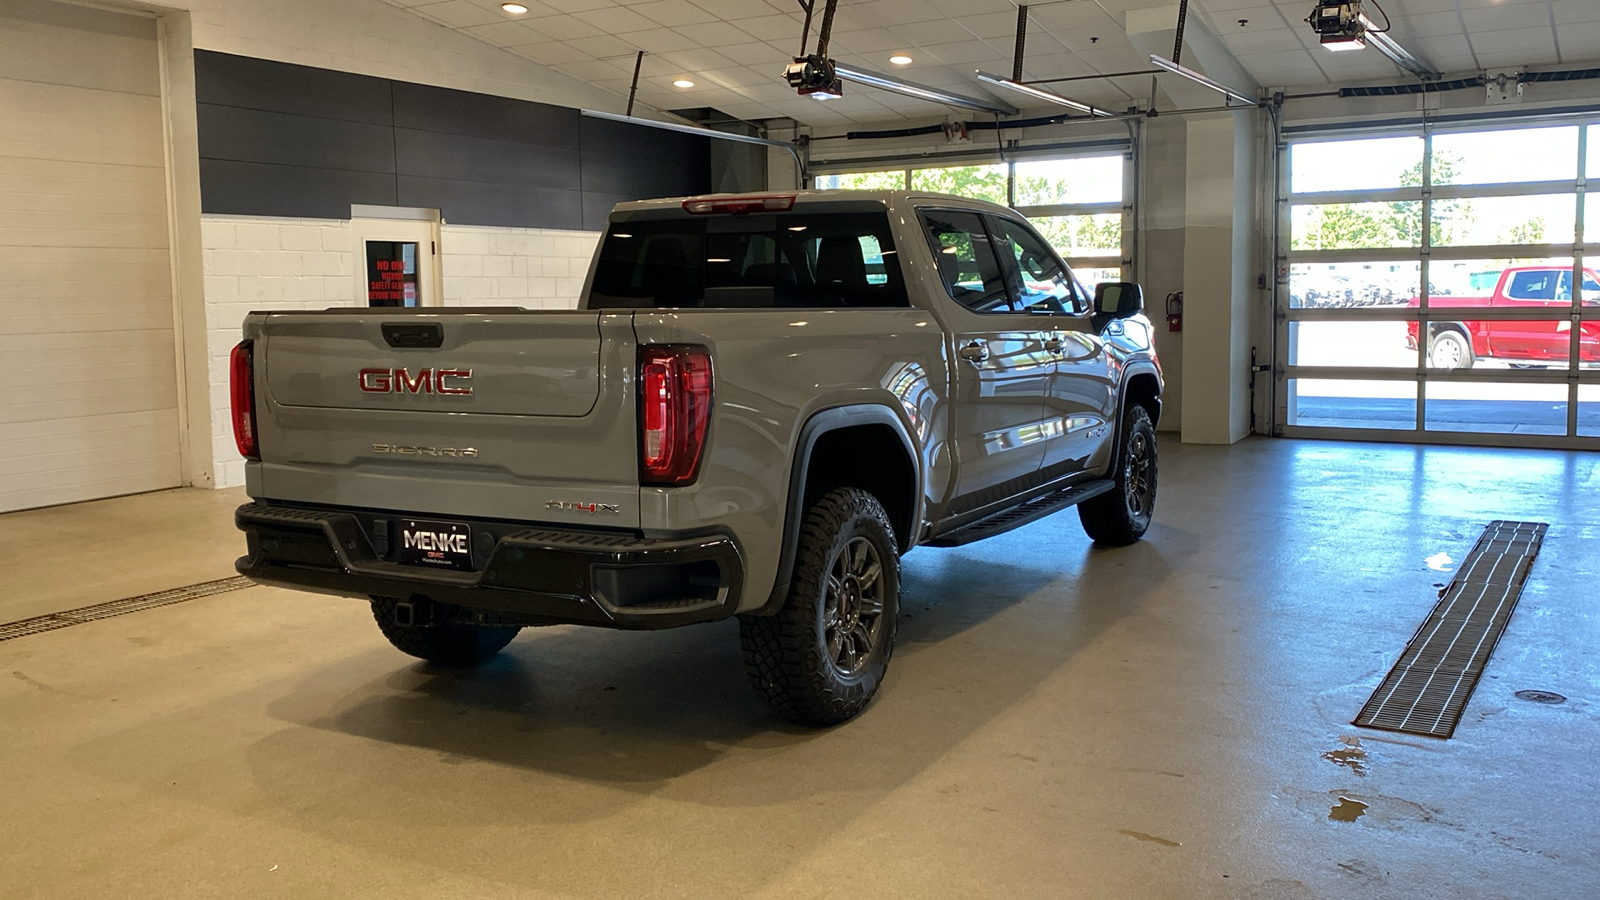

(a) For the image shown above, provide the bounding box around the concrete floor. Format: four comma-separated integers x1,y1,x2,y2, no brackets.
1,439,1597,899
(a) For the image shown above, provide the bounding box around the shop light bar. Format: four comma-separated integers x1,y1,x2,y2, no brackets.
833,63,1017,116
1362,17,1440,78
974,71,1112,117
1148,55,1259,107
580,109,803,179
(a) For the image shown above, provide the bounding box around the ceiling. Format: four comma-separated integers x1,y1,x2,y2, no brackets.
380,0,1600,128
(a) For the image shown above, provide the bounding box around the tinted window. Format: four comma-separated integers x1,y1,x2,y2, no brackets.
588,211,907,309
920,210,1011,313
1506,270,1559,300
992,217,1087,315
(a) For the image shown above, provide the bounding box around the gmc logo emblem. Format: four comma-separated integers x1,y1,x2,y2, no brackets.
359,367,473,395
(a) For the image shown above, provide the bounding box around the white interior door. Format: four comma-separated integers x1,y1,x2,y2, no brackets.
351,210,441,308
0,1,180,513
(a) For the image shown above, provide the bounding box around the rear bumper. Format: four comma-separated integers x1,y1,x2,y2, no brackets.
235,502,744,630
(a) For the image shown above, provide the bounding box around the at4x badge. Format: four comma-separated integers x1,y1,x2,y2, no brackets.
547,500,621,515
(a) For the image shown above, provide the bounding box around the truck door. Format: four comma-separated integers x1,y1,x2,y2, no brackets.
1490,268,1569,363
917,209,1052,510
989,215,1116,478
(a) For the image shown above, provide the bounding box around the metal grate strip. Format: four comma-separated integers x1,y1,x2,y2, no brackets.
0,576,255,643
1354,520,1547,738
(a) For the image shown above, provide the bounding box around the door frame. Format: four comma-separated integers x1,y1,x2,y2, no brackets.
350,205,443,308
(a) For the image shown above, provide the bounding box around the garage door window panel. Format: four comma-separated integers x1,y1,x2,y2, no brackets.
1286,378,1417,431
1424,381,1569,436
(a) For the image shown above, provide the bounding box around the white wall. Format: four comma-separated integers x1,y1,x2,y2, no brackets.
439,224,598,309
202,214,599,487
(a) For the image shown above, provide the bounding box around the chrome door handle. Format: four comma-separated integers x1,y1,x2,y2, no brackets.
1043,337,1064,354
958,340,990,364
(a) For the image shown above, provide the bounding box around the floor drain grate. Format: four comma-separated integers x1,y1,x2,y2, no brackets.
0,576,255,643
1354,520,1547,739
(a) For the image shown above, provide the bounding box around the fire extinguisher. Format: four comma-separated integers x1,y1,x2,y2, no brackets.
1166,291,1183,332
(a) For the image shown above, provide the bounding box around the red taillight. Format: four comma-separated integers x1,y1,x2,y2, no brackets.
639,346,712,485
681,195,795,215
230,340,258,461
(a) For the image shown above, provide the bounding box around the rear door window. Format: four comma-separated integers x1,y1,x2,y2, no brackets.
588,210,907,309
919,210,1012,313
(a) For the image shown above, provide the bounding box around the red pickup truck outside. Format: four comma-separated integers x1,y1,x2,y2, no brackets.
1407,265,1600,369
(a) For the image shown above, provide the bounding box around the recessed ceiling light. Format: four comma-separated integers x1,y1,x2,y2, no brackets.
501,2,528,13
673,79,695,88
889,54,913,65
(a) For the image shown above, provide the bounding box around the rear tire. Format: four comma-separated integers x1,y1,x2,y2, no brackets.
370,597,520,667
739,488,900,726
1428,330,1474,370
1078,404,1157,546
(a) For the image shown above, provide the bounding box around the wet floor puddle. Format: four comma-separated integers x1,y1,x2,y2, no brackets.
1321,735,1367,777
1329,797,1368,823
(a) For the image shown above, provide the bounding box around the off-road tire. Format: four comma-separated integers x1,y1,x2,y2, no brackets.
370,597,520,667
1078,404,1157,546
1429,330,1474,370
739,488,900,726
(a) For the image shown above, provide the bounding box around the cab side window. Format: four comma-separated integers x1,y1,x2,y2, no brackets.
991,217,1087,315
919,211,1013,313
1506,270,1558,300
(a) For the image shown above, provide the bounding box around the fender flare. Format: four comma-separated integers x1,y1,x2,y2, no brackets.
757,404,921,616
1117,361,1164,427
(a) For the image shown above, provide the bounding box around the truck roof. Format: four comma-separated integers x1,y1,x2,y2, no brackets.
610,189,1011,216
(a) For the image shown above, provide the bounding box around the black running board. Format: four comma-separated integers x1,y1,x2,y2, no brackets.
925,479,1116,547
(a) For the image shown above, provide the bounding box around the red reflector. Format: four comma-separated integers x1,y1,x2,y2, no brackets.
639,346,713,486
230,340,259,461
681,195,796,215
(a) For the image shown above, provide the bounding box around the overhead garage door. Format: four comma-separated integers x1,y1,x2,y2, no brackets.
0,0,180,512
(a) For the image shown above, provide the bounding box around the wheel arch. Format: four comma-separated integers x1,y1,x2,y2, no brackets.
1119,362,1163,429
758,405,921,616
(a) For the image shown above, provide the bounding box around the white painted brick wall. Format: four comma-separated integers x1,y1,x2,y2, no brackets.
203,214,356,488
439,224,599,309
203,215,604,487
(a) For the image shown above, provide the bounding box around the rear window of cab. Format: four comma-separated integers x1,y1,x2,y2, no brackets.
587,209,908,309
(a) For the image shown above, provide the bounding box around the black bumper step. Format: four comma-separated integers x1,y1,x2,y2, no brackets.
234,503,745,630
926,479,1116,547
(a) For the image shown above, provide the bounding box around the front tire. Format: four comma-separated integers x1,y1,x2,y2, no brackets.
739,488,900,726
1078,404,1157,546
1429,330,1474,370
370,597,520,667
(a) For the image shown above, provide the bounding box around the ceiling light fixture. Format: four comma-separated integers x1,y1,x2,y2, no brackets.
500,2,528,13
1147,55,1259,107
889,54,913,66
974,71,1110,116
672,79,694,88
836,63,1016,115
580,109,804,181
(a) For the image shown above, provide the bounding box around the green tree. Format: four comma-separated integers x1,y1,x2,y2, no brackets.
909,165,1008,205
1503,217,1546,245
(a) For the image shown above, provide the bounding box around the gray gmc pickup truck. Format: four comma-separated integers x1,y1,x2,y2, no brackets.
231,190,1163,724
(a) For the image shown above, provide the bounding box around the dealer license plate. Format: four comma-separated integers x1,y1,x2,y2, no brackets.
398,519,473,571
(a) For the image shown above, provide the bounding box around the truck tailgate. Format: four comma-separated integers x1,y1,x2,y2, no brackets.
246,310,642,529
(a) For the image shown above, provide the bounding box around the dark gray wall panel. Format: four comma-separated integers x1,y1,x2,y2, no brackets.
397,175,583,230
582,192,637,232
196,51,710,227
199,160,398,219
198,104,397,172
392,81,579,149
194,50,392,125
393,128,580,192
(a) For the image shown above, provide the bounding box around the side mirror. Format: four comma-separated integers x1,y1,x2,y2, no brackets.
1094,282,1144,318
